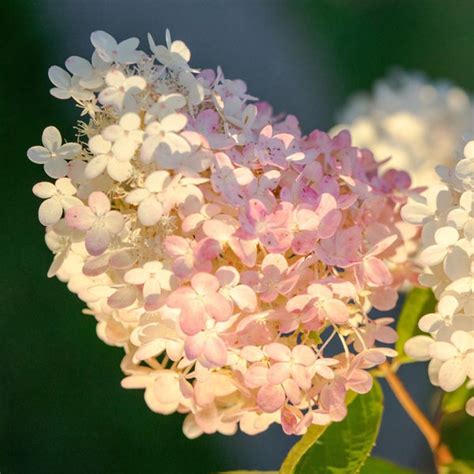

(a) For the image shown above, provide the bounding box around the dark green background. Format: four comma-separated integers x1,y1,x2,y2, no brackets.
2,1,473,473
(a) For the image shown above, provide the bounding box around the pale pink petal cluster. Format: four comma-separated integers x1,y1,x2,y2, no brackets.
28,30,418,437
402,141,474,416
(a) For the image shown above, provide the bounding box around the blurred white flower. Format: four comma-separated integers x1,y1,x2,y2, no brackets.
334,70,474,187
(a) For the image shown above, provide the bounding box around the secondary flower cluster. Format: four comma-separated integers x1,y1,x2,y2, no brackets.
402,142,474,416
28,30,418,437
333,70,473,187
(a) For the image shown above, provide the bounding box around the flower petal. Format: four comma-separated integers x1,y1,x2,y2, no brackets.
434,226,459,246
265,343,291,362
438,358,467,392
179,303,206,336
322,299,349,324
112,138,137,161
430,342,458,361
86,226,111,255
144,170,170,193
203,337,228,367
90,30,117,62
204,293,232,322
38,198,63,226
229,284,257,312
451,331,473,354
42,126,62,151
418,313,443,333
444,245,470,281
27,146,50,164
65,205,95,231
267,362,291,384
104,211,124,234
44,158,68,179
191,272,219,295
124,268,149,285
292,345,316,366
404,335,433,360
106,158,133,182
138,196,163,226
89,135,112,155
48,67,71,89
257,384,285,413
108,286,137,309
32,182,56,199
363,257,393,286
88,191,110,216
58,143,81,160
85,154,108,179
65,55,92,77
419,244,448,266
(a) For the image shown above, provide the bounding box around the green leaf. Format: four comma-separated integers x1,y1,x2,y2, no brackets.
280,391,358,473
439,460,474,474
441,411,474,461
442,385,473,415
308,331,322,345
280,381,383,474
218,471,278,474
395,288,436,364
360,457,417,473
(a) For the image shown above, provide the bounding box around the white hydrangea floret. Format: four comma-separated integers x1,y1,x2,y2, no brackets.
402,139,474,416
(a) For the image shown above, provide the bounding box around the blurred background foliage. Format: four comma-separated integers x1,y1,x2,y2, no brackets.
1,1,473,473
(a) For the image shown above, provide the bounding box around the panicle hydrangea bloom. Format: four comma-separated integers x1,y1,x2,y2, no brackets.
333,70,474,187
28,30,418,437
402,141,474,416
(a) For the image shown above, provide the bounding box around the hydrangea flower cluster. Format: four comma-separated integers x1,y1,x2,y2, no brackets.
333,70,474,187
28,30,418,438
402,142,474,416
